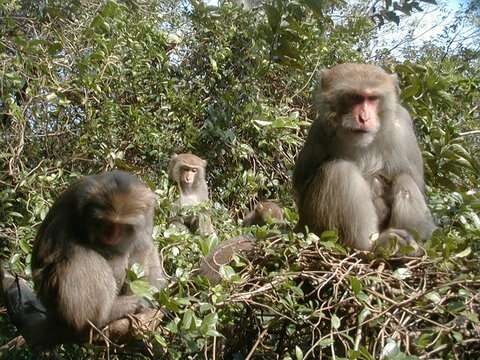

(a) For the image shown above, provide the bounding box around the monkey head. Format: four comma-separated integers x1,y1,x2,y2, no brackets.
75,171,156,249
168,153,207,193
317,63,399,147
243,201,284,227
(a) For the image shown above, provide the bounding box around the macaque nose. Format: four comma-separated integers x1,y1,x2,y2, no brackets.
358,103,371,125
359,105,369,124
185,173,194,183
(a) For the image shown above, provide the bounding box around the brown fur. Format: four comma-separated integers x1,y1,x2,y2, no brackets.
294,63,435,255
168,153,208,203
242,201,284,226
31,171,167,337
168,153,214,235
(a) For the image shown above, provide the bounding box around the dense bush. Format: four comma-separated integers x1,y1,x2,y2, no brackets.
1,0,478,359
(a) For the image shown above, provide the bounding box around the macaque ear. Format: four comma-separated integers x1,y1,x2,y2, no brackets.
312,69,331,113
201,159,207,168
390,74,401,95
318,69,330,91
168,154,179,180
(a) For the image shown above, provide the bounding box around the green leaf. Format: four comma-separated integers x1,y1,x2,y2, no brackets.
19,238,31,253
331,314,340,329
454,247,471,258
349,276,363,295
392,267,412,280
318,338,334,348
295,345,303,360
452,331,463,343
206,329,224,337
425,291,442,304
380,338,400,358
129,279,152,298
416,333,433,348
154,334,167,347
358,308,371,323
463,311,479,323
182,309,195,330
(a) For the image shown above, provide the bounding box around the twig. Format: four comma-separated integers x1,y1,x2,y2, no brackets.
245,327,268,360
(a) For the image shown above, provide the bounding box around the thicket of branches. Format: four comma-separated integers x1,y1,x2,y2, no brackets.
0,0,479,359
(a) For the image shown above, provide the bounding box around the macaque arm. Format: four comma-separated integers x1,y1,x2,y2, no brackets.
302,160,378,251
389,173,435,240
145,245,168,290
56,248,117,332
293,132,328,202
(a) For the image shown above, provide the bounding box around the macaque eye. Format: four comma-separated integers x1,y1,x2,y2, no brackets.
123,224,134,236
351,94,364,104
367,95,380,102
191,168,197,173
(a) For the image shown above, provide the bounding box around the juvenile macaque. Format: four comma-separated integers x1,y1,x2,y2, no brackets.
197,235,255,284
31,171,167,337
294,63,435,256
168,153,215,235
242,201,284,226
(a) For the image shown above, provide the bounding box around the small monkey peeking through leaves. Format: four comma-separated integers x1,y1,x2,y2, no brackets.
242,201,284,227
168,153,215,236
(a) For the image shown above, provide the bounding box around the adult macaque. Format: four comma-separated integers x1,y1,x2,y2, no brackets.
31,171,167,338
242,201,284,227
197,235,255,284
168,153,215,235
294,63,435,256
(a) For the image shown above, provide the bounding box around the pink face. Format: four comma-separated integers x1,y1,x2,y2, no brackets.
339,91,381,146
181,166,198,185
349,92,380,131
89,219,133,246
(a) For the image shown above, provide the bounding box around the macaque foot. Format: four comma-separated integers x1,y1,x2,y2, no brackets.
374,228,424,257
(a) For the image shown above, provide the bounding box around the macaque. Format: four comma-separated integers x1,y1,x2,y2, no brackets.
294,63,435,256
242,201,284,227
168,153,215,235
31,171,167,338
197,235,255,284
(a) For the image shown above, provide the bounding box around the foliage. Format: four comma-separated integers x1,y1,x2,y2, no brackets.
0,0,479,359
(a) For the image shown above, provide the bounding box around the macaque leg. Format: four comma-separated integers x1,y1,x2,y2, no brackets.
302,160,379,251
58,250,141,332
389,173,435,240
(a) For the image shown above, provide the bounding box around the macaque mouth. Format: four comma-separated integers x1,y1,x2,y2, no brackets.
101,222,127,245
348,128,371,134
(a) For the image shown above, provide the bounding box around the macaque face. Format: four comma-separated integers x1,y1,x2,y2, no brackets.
180,165,198,188
88,217,135,246
337,90,381,147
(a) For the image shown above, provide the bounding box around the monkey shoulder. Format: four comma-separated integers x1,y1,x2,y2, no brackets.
294,128,329,186
396,104,414,124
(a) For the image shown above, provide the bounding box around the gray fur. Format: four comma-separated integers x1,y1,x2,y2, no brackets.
294,63,435,254
31,171,167,338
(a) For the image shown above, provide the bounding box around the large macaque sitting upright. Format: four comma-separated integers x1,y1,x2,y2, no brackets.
294,63,435,255
168,153,215,235
31,171,166,340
